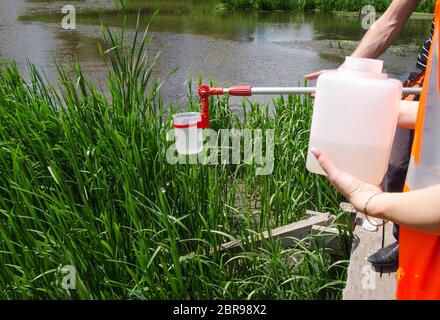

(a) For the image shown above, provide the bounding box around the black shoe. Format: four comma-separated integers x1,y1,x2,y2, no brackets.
367,242,399,268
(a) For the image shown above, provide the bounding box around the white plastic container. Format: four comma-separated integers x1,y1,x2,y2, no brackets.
173,112,203,155
306,57,403,185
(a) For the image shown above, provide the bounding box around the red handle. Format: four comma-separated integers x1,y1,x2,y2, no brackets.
228,86,252,96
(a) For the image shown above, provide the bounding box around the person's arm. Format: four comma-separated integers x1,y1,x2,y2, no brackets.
368,185,440,234
305,0,421,80
311,149,440,235
351,0,421,58
398,100,419,129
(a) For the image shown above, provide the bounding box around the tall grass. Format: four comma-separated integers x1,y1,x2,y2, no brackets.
222,0,435,13
0,16,347,299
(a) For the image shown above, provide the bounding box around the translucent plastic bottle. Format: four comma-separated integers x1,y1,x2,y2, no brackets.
306,57,403,185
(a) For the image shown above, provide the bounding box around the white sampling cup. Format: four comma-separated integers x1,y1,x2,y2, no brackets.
173,112,203,155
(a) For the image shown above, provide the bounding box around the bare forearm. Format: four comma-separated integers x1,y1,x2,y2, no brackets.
351,0,420,58
369,185,440,234
351,21,397,58
398,100,419,129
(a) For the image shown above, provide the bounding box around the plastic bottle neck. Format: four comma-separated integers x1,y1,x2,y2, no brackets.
339,57,387,80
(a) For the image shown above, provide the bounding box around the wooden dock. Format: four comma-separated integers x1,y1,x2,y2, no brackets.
342,205,397,300
218,201,398,300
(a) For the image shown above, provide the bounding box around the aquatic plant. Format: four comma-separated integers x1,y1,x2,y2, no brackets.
0,16,347,299
222,0,435,13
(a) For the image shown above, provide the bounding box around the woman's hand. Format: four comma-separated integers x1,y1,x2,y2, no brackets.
311,148,383,215
304,69,335,81
304,68,338,98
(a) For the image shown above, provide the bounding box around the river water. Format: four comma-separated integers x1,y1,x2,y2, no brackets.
0,0,433,107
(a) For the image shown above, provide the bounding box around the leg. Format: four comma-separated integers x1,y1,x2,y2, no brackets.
394,223,400,241
384,128,414,240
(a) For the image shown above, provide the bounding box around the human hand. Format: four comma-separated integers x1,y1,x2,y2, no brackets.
311,148,383,215
304,69,335,98
304,69,335,81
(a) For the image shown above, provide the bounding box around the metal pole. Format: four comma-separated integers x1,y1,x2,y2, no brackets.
243,87,421,95
250,87,316,95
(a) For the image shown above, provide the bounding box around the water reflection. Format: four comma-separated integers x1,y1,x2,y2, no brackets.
0,0,433,105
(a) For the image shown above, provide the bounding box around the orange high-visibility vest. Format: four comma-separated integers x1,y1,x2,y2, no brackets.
396,0,440,300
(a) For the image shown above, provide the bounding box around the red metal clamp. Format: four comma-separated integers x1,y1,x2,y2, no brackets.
197,84,213,128
196,85,252,128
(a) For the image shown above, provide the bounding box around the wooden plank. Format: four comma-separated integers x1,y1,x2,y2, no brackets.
339,202,357,214
310,225,345,256
306,210,331,217
338,202,358,228
343,214,397,300
221,212,332,252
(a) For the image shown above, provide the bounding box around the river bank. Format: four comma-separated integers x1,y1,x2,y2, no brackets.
221,0,435,13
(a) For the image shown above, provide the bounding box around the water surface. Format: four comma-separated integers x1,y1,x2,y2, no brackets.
0,0,433,106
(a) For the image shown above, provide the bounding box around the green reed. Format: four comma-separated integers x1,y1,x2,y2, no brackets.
222,0,435,13
0,15,348,299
